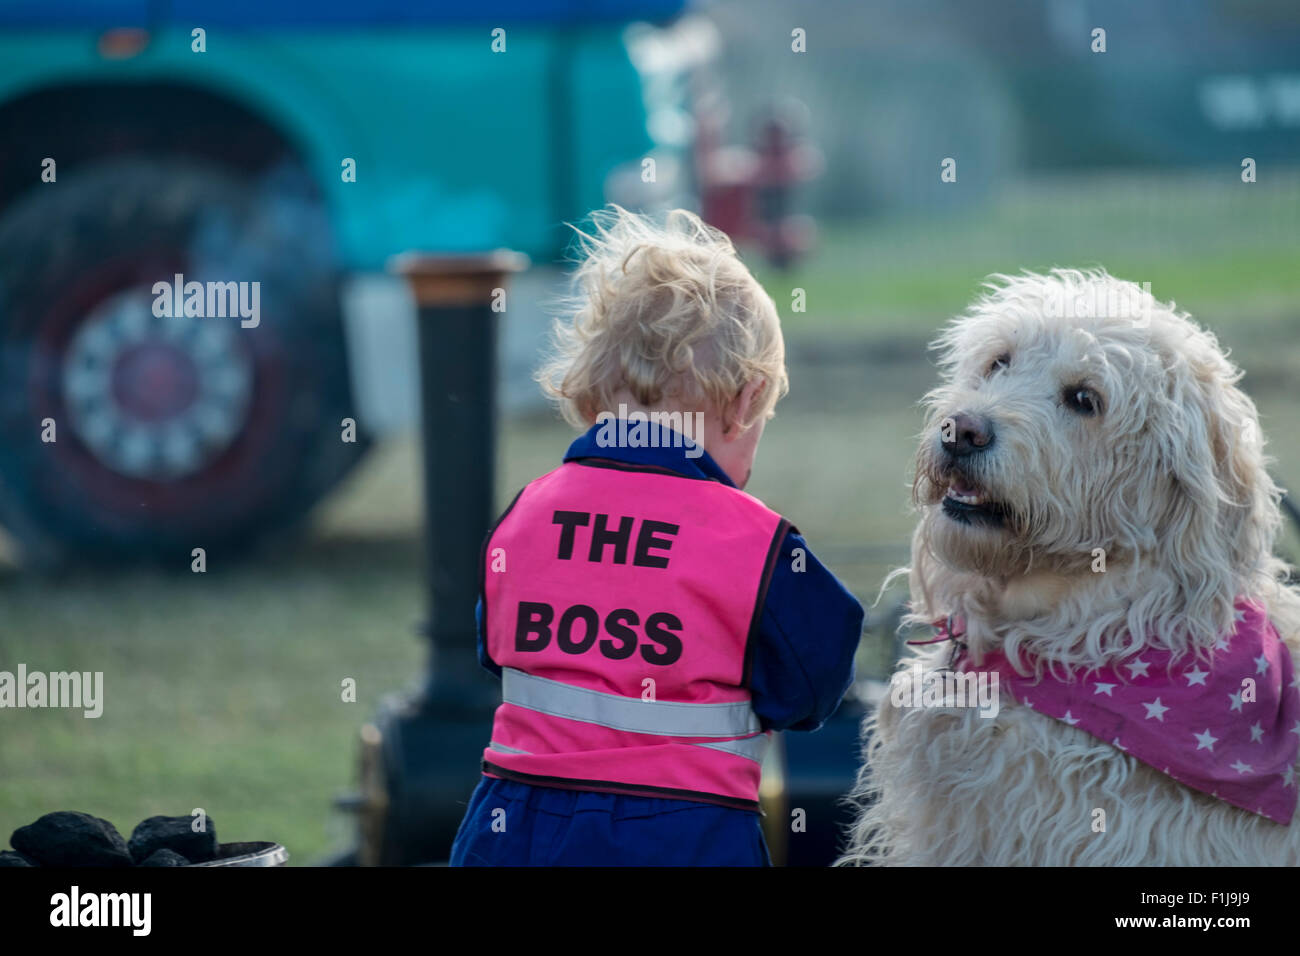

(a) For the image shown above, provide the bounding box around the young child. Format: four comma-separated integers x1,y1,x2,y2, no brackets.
450,206,863,866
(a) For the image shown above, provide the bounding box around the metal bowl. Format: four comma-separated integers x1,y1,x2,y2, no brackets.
188,841,289,867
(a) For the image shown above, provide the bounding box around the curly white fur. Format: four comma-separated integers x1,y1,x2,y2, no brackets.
840,269,1300,866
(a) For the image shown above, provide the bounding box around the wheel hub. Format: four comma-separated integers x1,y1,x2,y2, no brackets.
111,343,200,422
61,287,254,480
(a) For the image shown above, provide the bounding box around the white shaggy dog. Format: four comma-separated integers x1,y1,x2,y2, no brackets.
841,269,1300,866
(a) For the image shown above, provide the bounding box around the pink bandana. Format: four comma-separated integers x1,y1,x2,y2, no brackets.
953,600,1300,824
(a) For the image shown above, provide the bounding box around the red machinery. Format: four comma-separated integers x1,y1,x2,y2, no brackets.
696,97,823,269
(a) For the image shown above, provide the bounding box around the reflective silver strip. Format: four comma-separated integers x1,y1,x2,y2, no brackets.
695,734,769,763
501,667,761,738
490,736,765,763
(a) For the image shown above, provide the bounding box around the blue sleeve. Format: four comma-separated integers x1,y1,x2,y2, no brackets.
476,597,503,679
747,528,864,732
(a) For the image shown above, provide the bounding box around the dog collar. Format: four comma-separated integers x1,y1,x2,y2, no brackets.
913,615,966,644
908,615,967,669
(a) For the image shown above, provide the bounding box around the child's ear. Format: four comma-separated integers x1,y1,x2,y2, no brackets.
724,379,767,437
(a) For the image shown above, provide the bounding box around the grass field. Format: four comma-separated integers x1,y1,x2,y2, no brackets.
756,169,1300,342
3,172,1299,863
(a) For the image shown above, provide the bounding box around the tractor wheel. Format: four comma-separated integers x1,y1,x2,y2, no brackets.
0,158,370,565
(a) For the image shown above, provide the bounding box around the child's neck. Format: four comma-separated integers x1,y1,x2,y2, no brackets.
593,402,705,451
600,393,753,489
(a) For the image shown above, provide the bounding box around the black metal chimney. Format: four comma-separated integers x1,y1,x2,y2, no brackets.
347,250,527,865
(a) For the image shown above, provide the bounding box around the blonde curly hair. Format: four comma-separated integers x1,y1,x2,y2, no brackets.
536,205,788,430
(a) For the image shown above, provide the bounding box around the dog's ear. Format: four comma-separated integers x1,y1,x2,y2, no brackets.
1157,346,1274,639
1208,377,1275,576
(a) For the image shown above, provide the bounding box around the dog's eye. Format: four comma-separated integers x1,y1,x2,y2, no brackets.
1063,385,1102,416
986,353,1011,376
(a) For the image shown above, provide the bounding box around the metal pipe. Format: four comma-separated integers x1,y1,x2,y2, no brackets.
391,250,528,717
344,251,528,865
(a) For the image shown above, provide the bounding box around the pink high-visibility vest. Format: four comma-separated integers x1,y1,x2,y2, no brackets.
480,458,790,810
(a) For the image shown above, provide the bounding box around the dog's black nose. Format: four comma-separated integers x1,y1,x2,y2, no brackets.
941,412,995,456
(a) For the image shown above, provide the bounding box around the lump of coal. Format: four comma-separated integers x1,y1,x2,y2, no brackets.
128,815,217,864
0,850,37,867
11,811,132,867
139,848,190,867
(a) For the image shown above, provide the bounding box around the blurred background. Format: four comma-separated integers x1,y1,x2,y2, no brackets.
1,0,1298,865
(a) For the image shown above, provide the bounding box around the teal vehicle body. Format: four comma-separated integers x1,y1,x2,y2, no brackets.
0,2,702,563
0,23,664,265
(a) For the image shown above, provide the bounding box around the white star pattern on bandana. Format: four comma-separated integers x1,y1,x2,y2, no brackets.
1143,698,1170,721
1126,657,1151,678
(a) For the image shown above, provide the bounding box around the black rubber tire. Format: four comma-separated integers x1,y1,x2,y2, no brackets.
0,158,370,565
